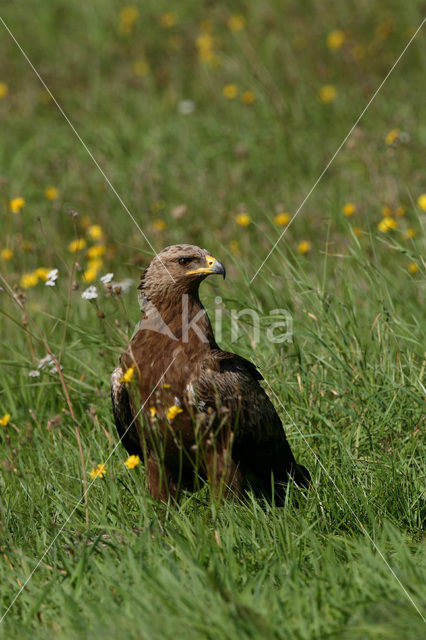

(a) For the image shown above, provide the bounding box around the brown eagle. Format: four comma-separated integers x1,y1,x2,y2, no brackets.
111,244,309,502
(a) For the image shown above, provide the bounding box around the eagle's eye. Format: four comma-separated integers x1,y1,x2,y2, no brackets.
178,257,193,266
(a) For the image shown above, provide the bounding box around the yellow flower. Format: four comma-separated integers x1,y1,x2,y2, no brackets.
327,29,345,50
223,84,238,99
35,267,51,281
149,407,157,418
228,15,245,32
1,248,13,261
83,268,98,282
20,272,39,288
87,245,106,259
318,85,336,103
343,202,356,217
404,228,416,239
353,226,363,237
88,258,103,271
87,224,103,240
153,219,166,231
162,383,171,389
0,413,11,427
45,186,59,200
121,365,135,383
241,90,255,105
68,238,87,252
196,34,214,62
89,463,107,479
381,205,392,217
297,240,312,254
407,262,418,274
229,240,240,255
274,212,291,226
236,213,251,227
166,405,183,420
120,6,138,23
119,6,139,33
133,60,149,76
417,194,426,211
0,82,8,98
160,12,177,28
385,128,400,145
10,197,25,213
395,206,406,217
378,217,398,232
124,454,140,469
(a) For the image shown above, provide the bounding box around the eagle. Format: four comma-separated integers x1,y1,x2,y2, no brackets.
111,244,309,503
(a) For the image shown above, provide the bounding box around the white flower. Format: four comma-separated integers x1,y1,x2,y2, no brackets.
38,354,55,370
111,278,134,293
29,353,60,376
46,269,58,281
82,285,98,300
177,100,195,115
45,268,58,287
100,272,114,284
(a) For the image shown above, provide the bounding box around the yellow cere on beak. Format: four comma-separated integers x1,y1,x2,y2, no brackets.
188,256,218,275
187,255,226,278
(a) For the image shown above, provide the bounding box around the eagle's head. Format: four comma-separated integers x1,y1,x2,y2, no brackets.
138,244,226,301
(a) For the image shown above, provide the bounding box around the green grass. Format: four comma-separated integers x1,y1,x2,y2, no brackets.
0,1,425,638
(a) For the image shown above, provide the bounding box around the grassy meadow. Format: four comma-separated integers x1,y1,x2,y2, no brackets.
0,1,425,637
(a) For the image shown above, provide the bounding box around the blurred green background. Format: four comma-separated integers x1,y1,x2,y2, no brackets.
0,0,424,284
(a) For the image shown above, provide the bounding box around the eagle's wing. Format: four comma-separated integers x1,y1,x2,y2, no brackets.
110,366,143,457
193,349,281,442
192,350,309,489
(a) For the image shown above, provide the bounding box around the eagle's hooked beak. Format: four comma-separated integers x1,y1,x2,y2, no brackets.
187,255,226,279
